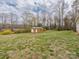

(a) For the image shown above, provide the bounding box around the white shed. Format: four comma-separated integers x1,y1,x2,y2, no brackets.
31,27,45,33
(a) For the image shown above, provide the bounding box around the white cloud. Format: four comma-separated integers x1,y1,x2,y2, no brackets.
17,0,35,8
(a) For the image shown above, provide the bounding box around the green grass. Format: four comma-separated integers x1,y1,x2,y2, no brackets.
0,30,79,59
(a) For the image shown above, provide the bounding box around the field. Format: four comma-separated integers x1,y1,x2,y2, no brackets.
0,30,79,59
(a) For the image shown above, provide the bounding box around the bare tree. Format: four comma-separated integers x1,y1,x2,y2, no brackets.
61,0,65,29
71,0,79,32
0,13,4,29
10,13,14,30
22,12,35,29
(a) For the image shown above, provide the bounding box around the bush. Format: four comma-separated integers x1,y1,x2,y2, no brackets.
43,26,49,30
14,29,31,33
0,29,15,35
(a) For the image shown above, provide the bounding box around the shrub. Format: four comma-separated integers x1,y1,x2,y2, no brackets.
14,29,31,33
43,26,49,30
0,29,15,35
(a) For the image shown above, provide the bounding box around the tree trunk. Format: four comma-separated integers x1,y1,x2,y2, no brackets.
73,22,76,32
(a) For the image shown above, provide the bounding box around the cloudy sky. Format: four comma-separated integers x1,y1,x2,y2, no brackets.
0,0,75,23
0,0,74,14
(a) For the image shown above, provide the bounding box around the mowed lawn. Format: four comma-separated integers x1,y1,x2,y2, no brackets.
0,31,79,59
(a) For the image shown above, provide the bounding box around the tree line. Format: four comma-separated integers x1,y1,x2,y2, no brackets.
0,0,79,32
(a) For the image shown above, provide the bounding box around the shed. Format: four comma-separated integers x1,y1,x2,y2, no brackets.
31,27,45,33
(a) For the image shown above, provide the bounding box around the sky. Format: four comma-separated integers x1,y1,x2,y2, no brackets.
0,0,74,10
0,0,75,16
0,0,74,23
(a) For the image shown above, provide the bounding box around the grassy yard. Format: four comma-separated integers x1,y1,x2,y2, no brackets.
0,30,79,59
